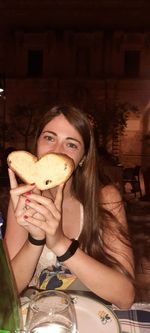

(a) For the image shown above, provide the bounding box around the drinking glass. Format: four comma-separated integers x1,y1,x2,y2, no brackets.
25,290,77,333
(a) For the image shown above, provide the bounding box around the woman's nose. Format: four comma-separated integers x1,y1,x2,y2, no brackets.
52,143,63,154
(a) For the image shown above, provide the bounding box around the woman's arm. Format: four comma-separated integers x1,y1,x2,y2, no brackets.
57,242,135,309
5,199,28,259
50,191,135,310
22,185,135,308
5,169,46,292
5,198,45,293
11,240,44,293
5,168,44,258
55,185,135,309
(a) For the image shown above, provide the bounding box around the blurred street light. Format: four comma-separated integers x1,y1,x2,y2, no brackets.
0,85,4,95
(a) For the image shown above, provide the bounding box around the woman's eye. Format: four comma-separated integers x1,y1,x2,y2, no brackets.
44,135,54,142
67,142,78,149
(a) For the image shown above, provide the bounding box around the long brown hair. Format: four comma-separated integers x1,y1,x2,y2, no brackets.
35,104,134,279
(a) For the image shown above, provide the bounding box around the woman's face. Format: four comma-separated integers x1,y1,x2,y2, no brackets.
37,114,85,168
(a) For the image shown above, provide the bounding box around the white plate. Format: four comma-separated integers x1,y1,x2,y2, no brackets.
70,293,121,333
21,293,121,333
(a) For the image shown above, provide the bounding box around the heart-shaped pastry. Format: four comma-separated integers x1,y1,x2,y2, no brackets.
7,151,75,190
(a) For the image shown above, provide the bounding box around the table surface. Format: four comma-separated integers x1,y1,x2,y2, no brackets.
113,302,150,333
21,290,150,333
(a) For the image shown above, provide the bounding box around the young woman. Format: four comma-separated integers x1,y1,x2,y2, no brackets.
5,105,135,309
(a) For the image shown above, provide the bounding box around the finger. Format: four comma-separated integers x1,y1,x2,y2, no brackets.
55,183,64,211
10,183,36,197
24,192,51,206
33,187,41,195
15,195,26,216
24,192,60,218
23,215,53,235
15,196,35,218
23,215,45,231
8,168,18,189
32,211,46,221
26,195,61,221
24,199,48,219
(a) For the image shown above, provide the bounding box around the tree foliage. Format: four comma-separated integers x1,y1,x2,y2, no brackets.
8,104,42,150
95,100,139,146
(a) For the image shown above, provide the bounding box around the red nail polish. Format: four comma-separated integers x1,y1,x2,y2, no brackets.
24,215,28,219
25,199,30,203
26,191,32,195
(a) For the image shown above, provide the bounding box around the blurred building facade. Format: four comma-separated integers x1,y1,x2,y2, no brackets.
0,1,150,167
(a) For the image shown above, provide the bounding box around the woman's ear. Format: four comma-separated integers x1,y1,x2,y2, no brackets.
79,155,86,167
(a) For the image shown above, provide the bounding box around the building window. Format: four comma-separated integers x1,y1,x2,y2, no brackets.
27,49,43,77
124,51,140,77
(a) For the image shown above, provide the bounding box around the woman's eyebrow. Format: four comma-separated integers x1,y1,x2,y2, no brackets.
66,137,81,145
42,130,56,136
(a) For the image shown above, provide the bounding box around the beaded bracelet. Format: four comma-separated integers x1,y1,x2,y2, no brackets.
57,239,79,262
28,233,46,246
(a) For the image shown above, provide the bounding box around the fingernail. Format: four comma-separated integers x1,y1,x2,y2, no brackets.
24,215,28,219
25,199,31,203
26,191,32,195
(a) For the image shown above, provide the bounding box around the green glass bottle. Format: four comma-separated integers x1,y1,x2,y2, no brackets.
0,213,21,332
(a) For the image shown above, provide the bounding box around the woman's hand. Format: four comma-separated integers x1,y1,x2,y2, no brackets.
21,183,66,250
8,168,45,240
